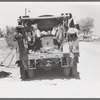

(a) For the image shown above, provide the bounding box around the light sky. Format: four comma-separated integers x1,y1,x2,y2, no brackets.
0,2,100,36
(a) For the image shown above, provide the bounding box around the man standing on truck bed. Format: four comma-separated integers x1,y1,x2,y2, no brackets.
32,24,42,51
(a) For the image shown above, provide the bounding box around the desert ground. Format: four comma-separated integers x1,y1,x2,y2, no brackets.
0,38,100,98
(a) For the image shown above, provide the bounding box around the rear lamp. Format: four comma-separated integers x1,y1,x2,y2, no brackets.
55,55,59,58
40,56,43,59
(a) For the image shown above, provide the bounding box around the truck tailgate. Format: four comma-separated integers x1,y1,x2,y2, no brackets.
28,53,63,60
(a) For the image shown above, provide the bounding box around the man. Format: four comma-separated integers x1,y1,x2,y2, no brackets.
14,25,28,61
67,25,79,67
27,31,35,52
32,24,42,51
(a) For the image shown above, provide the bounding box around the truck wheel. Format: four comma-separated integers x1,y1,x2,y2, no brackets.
71,63,77,77
63,67,70,77
20,67,28,80
27,69,35,79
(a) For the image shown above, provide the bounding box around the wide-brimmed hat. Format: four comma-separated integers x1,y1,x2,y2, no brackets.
16,25,24,28
68,28,78,34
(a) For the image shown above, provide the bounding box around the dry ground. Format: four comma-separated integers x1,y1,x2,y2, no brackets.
0,38,100,98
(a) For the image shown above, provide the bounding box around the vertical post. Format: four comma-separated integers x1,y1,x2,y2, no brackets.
25,8,27,16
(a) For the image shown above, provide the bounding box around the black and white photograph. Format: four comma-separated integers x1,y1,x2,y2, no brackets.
0,2,100,98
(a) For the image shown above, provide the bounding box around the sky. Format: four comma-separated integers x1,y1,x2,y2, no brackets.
0,2,100,36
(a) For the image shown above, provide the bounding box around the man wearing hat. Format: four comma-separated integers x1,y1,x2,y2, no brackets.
67,25,79,67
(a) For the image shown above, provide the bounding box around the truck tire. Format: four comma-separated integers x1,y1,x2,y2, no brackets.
27,69,35,79
63,67,70,77
20,67,28,80
71,63,77,77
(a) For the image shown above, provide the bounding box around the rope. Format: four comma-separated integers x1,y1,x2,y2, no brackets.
7,53,15,67
0,49,14,66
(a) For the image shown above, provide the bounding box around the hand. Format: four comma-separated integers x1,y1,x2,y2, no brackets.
70,52,74,58
18,33,22,37
24,44,28,49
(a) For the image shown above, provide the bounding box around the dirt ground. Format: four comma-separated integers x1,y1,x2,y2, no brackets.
0,38,100,98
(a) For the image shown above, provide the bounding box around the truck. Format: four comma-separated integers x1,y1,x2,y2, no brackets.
14,13,80,80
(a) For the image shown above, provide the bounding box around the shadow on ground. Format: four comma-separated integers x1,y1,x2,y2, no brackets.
0,71,11,78
24,67,81,81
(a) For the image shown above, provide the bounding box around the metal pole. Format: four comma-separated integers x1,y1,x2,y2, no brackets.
25,8,27,16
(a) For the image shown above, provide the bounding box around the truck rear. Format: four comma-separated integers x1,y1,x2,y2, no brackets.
14,13,80,80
